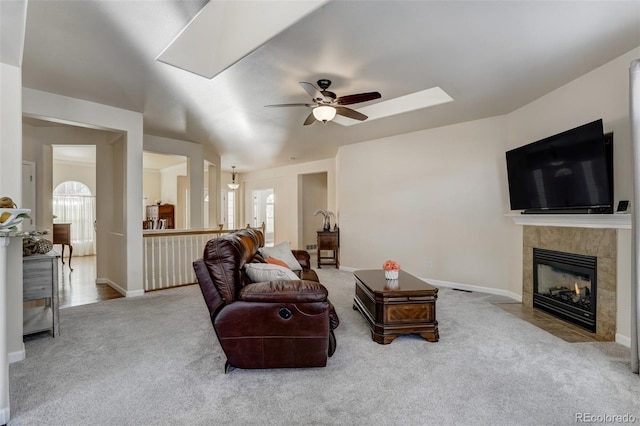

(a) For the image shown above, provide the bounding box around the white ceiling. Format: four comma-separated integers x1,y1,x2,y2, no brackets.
15,1,640,172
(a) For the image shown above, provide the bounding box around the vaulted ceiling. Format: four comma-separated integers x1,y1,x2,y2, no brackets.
14,1,640,171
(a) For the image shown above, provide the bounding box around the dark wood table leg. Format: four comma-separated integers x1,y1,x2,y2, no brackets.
59,244,74,271
419,330,440,342
68,244,73,271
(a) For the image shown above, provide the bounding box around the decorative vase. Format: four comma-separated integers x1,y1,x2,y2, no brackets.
384,270,399,280
323,216,331,231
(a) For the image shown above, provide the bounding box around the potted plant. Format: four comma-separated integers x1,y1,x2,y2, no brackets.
314,209,335,231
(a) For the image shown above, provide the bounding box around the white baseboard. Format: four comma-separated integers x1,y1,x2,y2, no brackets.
424,277,522,302
340,267,633,345
337,267,521,301
0,406,9,425
616,333,631,347
8,343,25,363
96,278,144,297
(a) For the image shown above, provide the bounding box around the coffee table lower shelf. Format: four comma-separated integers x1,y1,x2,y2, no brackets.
353,269,439,345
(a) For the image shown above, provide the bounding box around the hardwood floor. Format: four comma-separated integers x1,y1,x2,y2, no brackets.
24,255,123,312
494,301,610,343
23,255,123,340
57,255,123,308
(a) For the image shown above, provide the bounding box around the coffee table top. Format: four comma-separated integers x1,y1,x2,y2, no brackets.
354,269,438,295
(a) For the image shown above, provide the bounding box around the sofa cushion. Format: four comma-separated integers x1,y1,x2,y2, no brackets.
265,257,290,269
239,280,328,303
259,241,302,271
244,262,300,283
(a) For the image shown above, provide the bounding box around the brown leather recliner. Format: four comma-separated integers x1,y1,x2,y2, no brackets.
193,228,339,372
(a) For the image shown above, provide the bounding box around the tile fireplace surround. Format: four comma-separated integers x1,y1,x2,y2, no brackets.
522,226,616,340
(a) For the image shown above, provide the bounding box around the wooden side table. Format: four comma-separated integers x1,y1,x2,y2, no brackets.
317,230,339,269
53,223,73,271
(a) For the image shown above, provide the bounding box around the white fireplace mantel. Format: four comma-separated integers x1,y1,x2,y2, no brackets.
506,213,632,229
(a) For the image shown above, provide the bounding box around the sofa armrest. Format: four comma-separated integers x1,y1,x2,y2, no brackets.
193,259,225,318
239,280,328,303
292,249,311,270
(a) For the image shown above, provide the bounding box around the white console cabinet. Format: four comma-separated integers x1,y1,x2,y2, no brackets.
23,252,59,337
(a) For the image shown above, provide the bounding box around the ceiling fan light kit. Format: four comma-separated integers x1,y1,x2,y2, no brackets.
266,79,381,125
312,105,337,123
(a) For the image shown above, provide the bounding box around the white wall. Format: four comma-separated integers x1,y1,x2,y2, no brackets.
302,172,328,248
160,163,187,207
53,161,96,196
337,116,512,292
1,63,25,365
143,169,161,209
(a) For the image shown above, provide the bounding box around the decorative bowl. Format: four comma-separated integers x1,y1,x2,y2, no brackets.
0,208,31,231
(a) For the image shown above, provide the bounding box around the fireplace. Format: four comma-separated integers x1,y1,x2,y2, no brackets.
533,248,597,332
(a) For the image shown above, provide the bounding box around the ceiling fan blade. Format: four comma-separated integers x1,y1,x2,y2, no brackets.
336,91,381,105
303,112,316,126
299,82,323,101
265,103,312,108
335,106,368,121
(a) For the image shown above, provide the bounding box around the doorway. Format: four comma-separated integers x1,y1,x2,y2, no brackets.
252,188,274,246
51,145,121,307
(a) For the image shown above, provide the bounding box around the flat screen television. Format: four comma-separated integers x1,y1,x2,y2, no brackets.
505,119,613,214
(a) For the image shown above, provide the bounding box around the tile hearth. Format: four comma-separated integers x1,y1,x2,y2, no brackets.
495,301,609,343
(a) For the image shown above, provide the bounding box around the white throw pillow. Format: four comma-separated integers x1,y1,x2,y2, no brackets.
259,241,302,271
244,263,300,282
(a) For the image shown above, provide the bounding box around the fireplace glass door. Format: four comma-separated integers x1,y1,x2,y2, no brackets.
533,248,597,332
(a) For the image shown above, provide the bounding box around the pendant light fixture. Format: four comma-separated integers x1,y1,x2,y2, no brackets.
228,166,240,190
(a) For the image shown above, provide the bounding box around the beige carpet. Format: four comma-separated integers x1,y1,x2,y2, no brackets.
9,268,640,425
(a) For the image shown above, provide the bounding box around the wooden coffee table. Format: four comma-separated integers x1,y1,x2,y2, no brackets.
353,269,439,344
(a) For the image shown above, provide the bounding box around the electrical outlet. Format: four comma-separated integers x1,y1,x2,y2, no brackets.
426,260,433,269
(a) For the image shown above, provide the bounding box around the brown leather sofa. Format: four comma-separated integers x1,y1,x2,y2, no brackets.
193,228,339,372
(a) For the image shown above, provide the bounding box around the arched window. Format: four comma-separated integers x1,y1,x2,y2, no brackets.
53,181,96,256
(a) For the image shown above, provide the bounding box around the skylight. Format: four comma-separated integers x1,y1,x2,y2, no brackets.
333,86,453,126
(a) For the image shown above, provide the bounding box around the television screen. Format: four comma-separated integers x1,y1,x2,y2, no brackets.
505,119,612,213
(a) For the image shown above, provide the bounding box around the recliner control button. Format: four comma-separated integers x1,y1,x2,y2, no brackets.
279,307,292,319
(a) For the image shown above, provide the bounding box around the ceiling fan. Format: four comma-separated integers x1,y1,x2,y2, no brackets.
265,79,381,125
